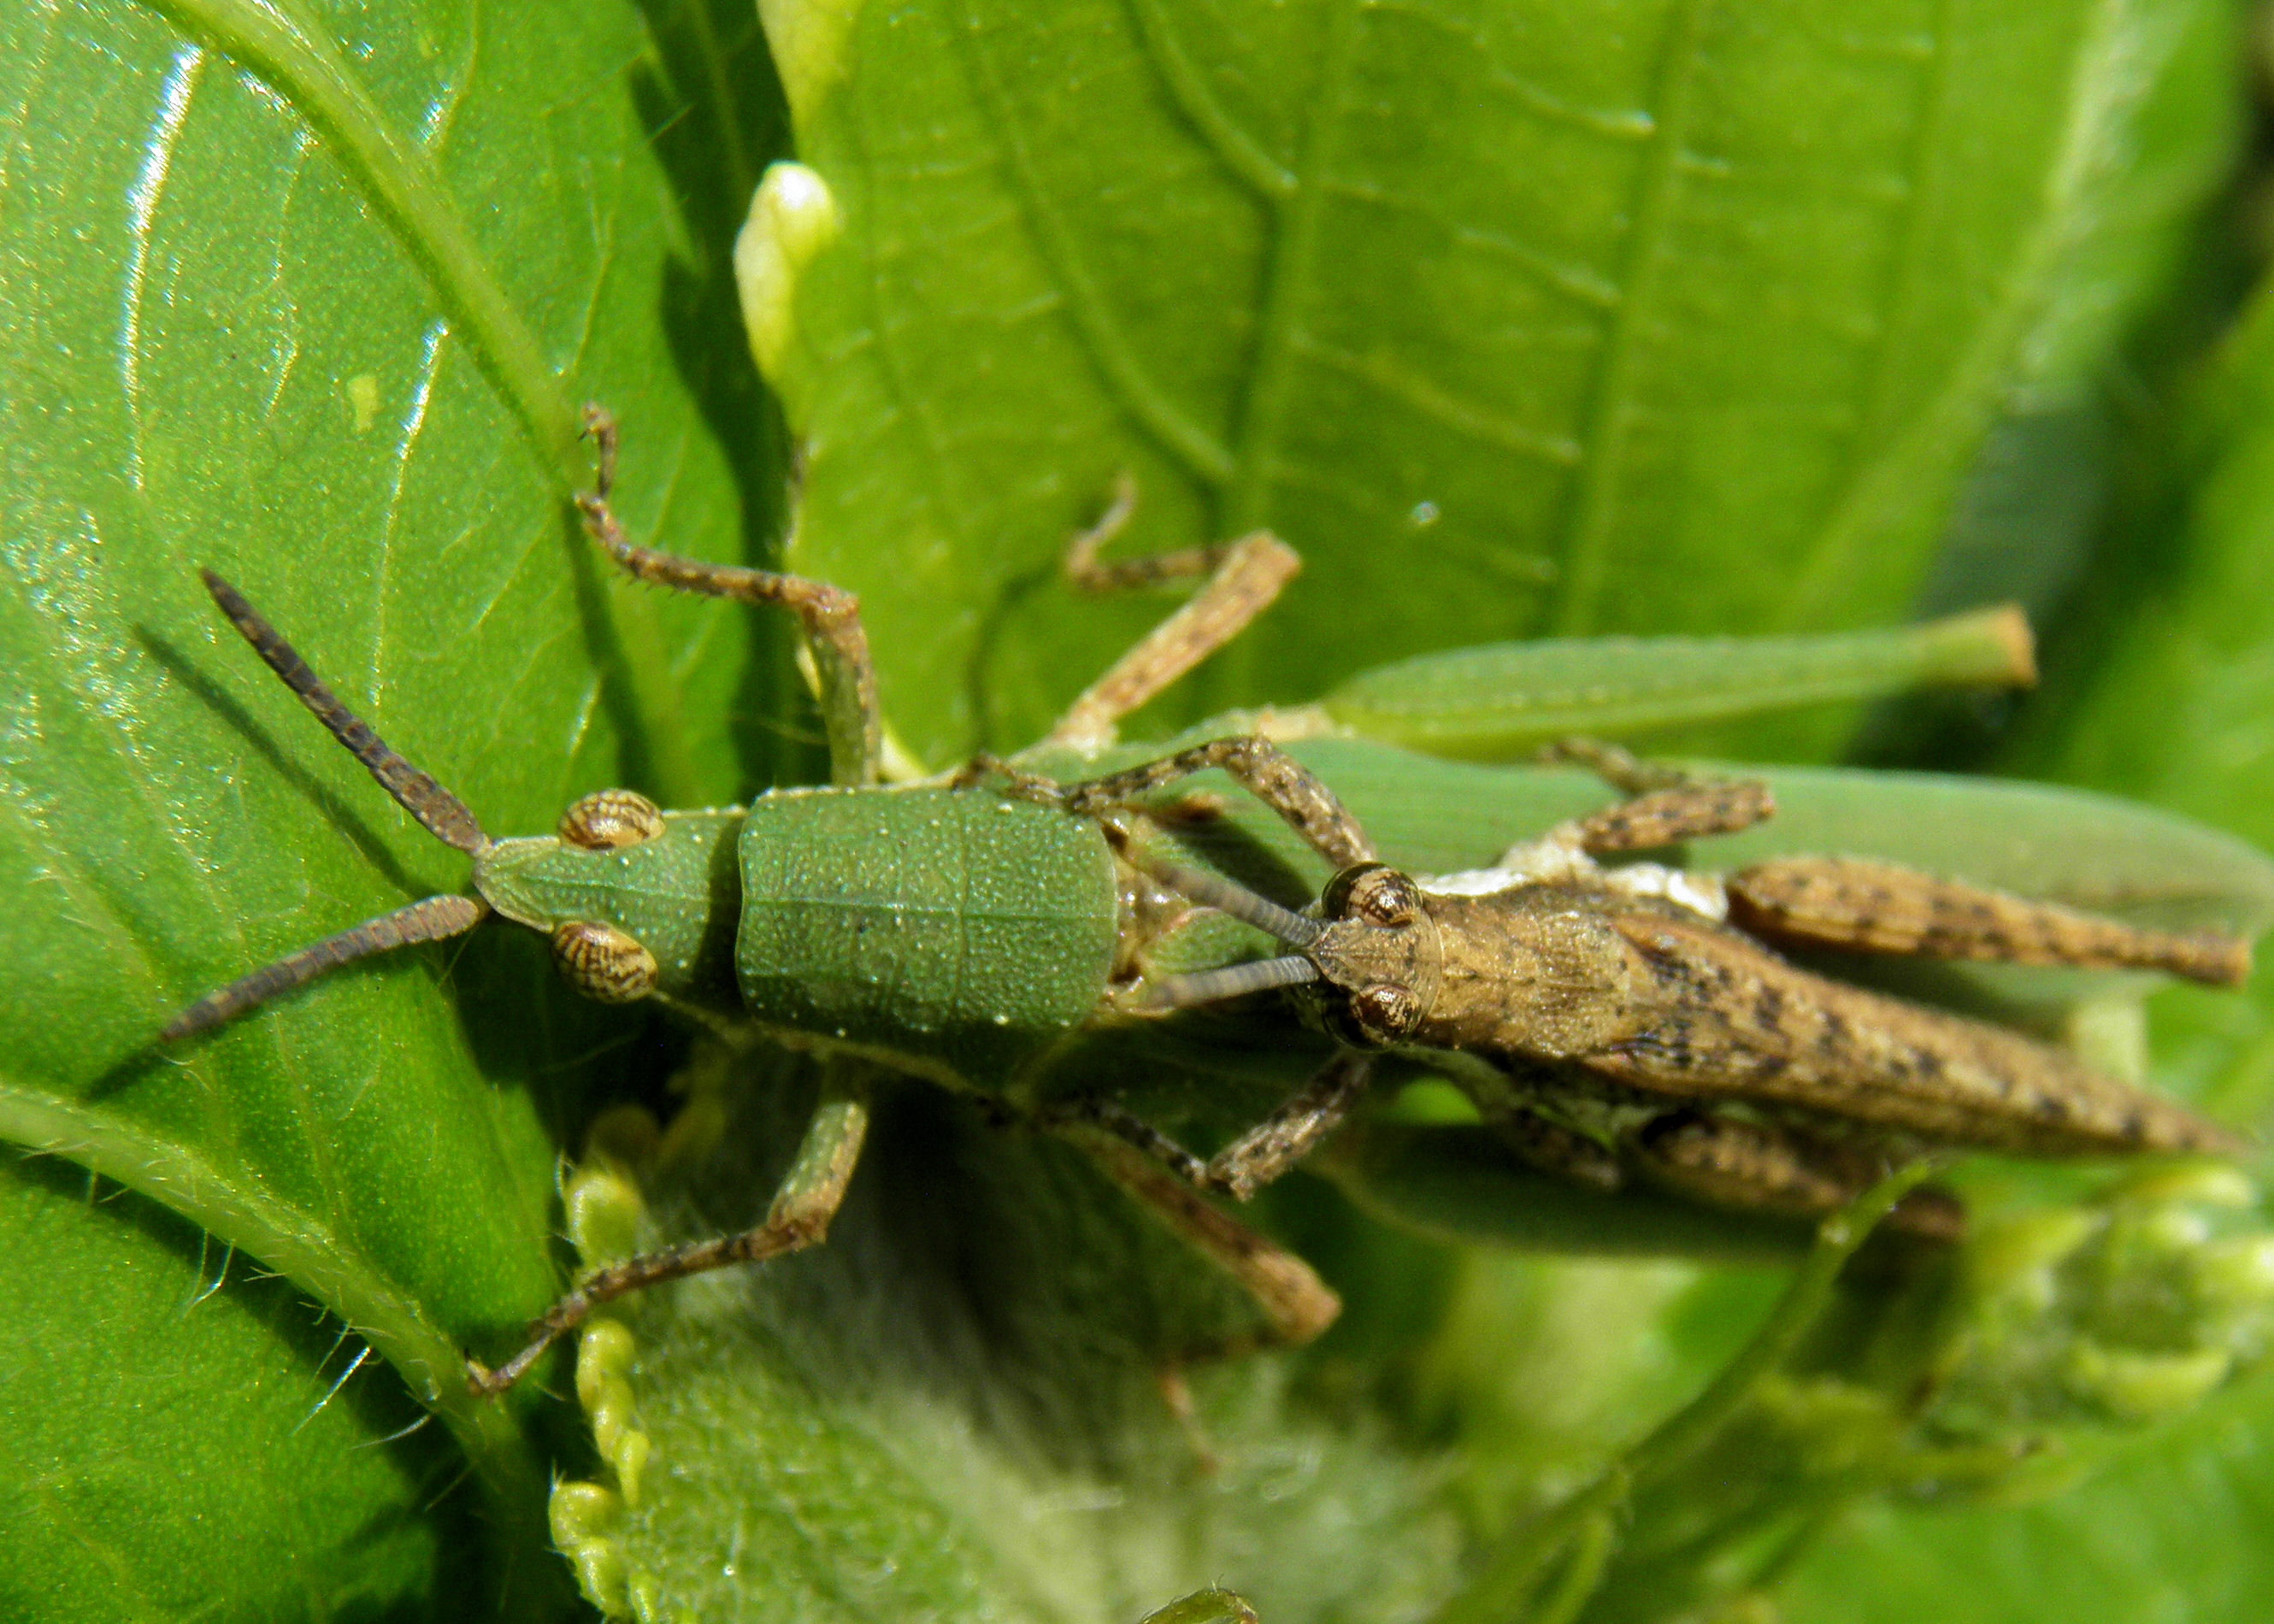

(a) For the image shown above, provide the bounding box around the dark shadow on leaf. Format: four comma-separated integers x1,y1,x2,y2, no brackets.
623,0,810,791
551,497,663,799
76,1039,178,1108
443,922,692,1181
963,555,1063,755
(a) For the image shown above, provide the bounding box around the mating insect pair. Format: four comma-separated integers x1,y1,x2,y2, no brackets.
167,411,2253,1394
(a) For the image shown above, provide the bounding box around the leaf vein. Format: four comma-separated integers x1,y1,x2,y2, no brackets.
1293,333,1583,464
1222,0,1362,533
1127,0,1296,199
953,3,1234,485
1547,0,1707,634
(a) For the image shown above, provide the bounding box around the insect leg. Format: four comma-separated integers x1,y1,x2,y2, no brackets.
467,1074,871,1396
578,405,881,786
1196,1051,1375,1199
1627,1111,1965,1241
1540,737,1695,796
1724,855,2253,986
1046,478,1301,748
1539,738,1776,853
1003,735,1378,869
1475,1101,1624,1192
1062,1121,1341,1348
1054,1053,1375,1202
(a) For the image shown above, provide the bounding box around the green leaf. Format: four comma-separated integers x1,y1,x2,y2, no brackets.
0,1157,451,1619
1779,1372,2274,1624
763,0,2232,762
0,0,783,1607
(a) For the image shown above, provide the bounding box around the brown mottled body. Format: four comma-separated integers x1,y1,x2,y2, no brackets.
1037,739,2253,1239
1395,883,2237,1157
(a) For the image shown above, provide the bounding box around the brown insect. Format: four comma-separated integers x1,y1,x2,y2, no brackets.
990,740,2251,1239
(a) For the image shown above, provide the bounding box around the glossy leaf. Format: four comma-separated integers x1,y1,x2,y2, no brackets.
0,0,782,1608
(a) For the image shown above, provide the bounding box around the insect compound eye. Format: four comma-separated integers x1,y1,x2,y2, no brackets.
1323,863,1419,928
557,788,666,850
550,920,660,1003
1352,982,1421,1040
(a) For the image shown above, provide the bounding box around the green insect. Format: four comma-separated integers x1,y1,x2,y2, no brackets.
168,409,2235,1395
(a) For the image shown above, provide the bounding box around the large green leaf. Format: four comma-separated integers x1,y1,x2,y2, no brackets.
763,0,2236,762
0,0,782,1609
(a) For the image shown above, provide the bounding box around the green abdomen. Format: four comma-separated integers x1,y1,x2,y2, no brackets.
736,786,1119,1080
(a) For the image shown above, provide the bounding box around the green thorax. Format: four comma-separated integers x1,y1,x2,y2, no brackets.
476,809,746,1006
473,788,1121,1083
734,786,1120,1080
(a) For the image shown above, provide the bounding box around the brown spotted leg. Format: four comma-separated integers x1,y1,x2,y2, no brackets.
468,1073,871,1396
1626,1110,1965,1242
985,735,1377,871
1725,856,2253,986
1539,738,1776,854
1065,1122,1342,1350
580,405,881,786
1046,476,1302,748
1473,1099,1624,1192
1052,1050,1376,1203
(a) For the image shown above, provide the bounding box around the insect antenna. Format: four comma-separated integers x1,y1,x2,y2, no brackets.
164,572,496,1039
1145,955,1320,1010
1099,820,1323,949
198,569,487,856
162,894,488,1041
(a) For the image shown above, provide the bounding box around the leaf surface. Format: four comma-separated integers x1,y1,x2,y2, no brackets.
767,0,2231,761
0,0,2253,1615
0,0,783,1605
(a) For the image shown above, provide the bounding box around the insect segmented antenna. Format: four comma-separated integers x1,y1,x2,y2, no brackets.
1145,954,1321,1011
1113,836,1324,950
198,569,487,856
162,894,488,1041
163,573,494,1040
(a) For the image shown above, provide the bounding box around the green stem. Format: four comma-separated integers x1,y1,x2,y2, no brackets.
1434,1162,1938,1624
